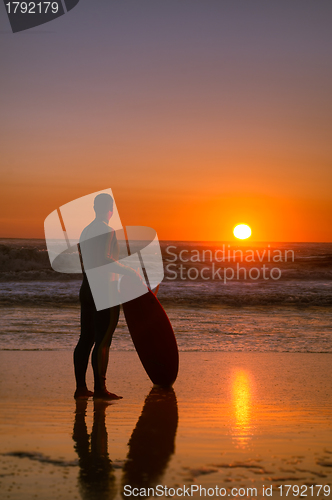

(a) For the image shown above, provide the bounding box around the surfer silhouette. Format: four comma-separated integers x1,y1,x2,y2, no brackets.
74,193,141,400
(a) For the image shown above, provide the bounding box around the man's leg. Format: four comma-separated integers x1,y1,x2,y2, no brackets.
74,303,95,398
92,304,122,399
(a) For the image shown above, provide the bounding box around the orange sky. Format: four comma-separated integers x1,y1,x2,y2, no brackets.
1,1,332,241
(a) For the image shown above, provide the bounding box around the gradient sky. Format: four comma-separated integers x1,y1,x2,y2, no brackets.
1,1,332,241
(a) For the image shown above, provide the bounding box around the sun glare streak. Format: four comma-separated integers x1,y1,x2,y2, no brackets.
231,370,253,448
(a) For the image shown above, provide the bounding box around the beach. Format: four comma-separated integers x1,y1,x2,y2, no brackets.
0,351,331,499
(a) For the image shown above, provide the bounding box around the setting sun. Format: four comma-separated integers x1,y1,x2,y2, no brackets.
233,224,252,240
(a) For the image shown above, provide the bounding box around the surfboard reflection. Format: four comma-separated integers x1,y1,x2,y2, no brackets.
122,388,178,493
73,400,117,500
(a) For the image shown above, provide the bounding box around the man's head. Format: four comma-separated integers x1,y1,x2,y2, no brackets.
94,193,114,221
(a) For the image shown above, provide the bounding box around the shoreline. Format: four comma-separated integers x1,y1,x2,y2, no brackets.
1,304,332,353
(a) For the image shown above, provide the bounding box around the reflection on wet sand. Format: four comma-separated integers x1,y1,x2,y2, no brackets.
1,352,331,498
122,388,178,492
73,388,178,499
231,369,253,448
73,400,117,500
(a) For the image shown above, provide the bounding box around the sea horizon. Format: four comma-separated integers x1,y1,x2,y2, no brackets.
2,237,332,244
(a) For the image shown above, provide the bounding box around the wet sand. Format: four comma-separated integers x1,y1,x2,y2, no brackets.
0,351,331,499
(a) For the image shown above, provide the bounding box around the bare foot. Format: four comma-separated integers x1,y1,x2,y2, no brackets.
74,388,94,399
93,390,123,400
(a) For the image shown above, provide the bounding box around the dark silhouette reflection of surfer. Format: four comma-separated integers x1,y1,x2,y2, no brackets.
73,400,116,500
122,388,178,493
73,389,178,499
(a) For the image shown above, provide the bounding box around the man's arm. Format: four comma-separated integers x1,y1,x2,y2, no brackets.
81,230,142,280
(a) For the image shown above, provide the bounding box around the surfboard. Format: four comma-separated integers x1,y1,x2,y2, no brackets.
120,276,179,387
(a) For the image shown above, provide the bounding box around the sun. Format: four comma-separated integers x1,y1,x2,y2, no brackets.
233,224,251,240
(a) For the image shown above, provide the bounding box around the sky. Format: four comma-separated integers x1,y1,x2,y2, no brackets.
1,0,332,241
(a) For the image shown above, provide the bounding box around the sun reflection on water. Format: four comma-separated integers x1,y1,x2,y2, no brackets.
231,369,253,448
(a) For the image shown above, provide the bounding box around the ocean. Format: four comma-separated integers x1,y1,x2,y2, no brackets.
0,238,331,353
